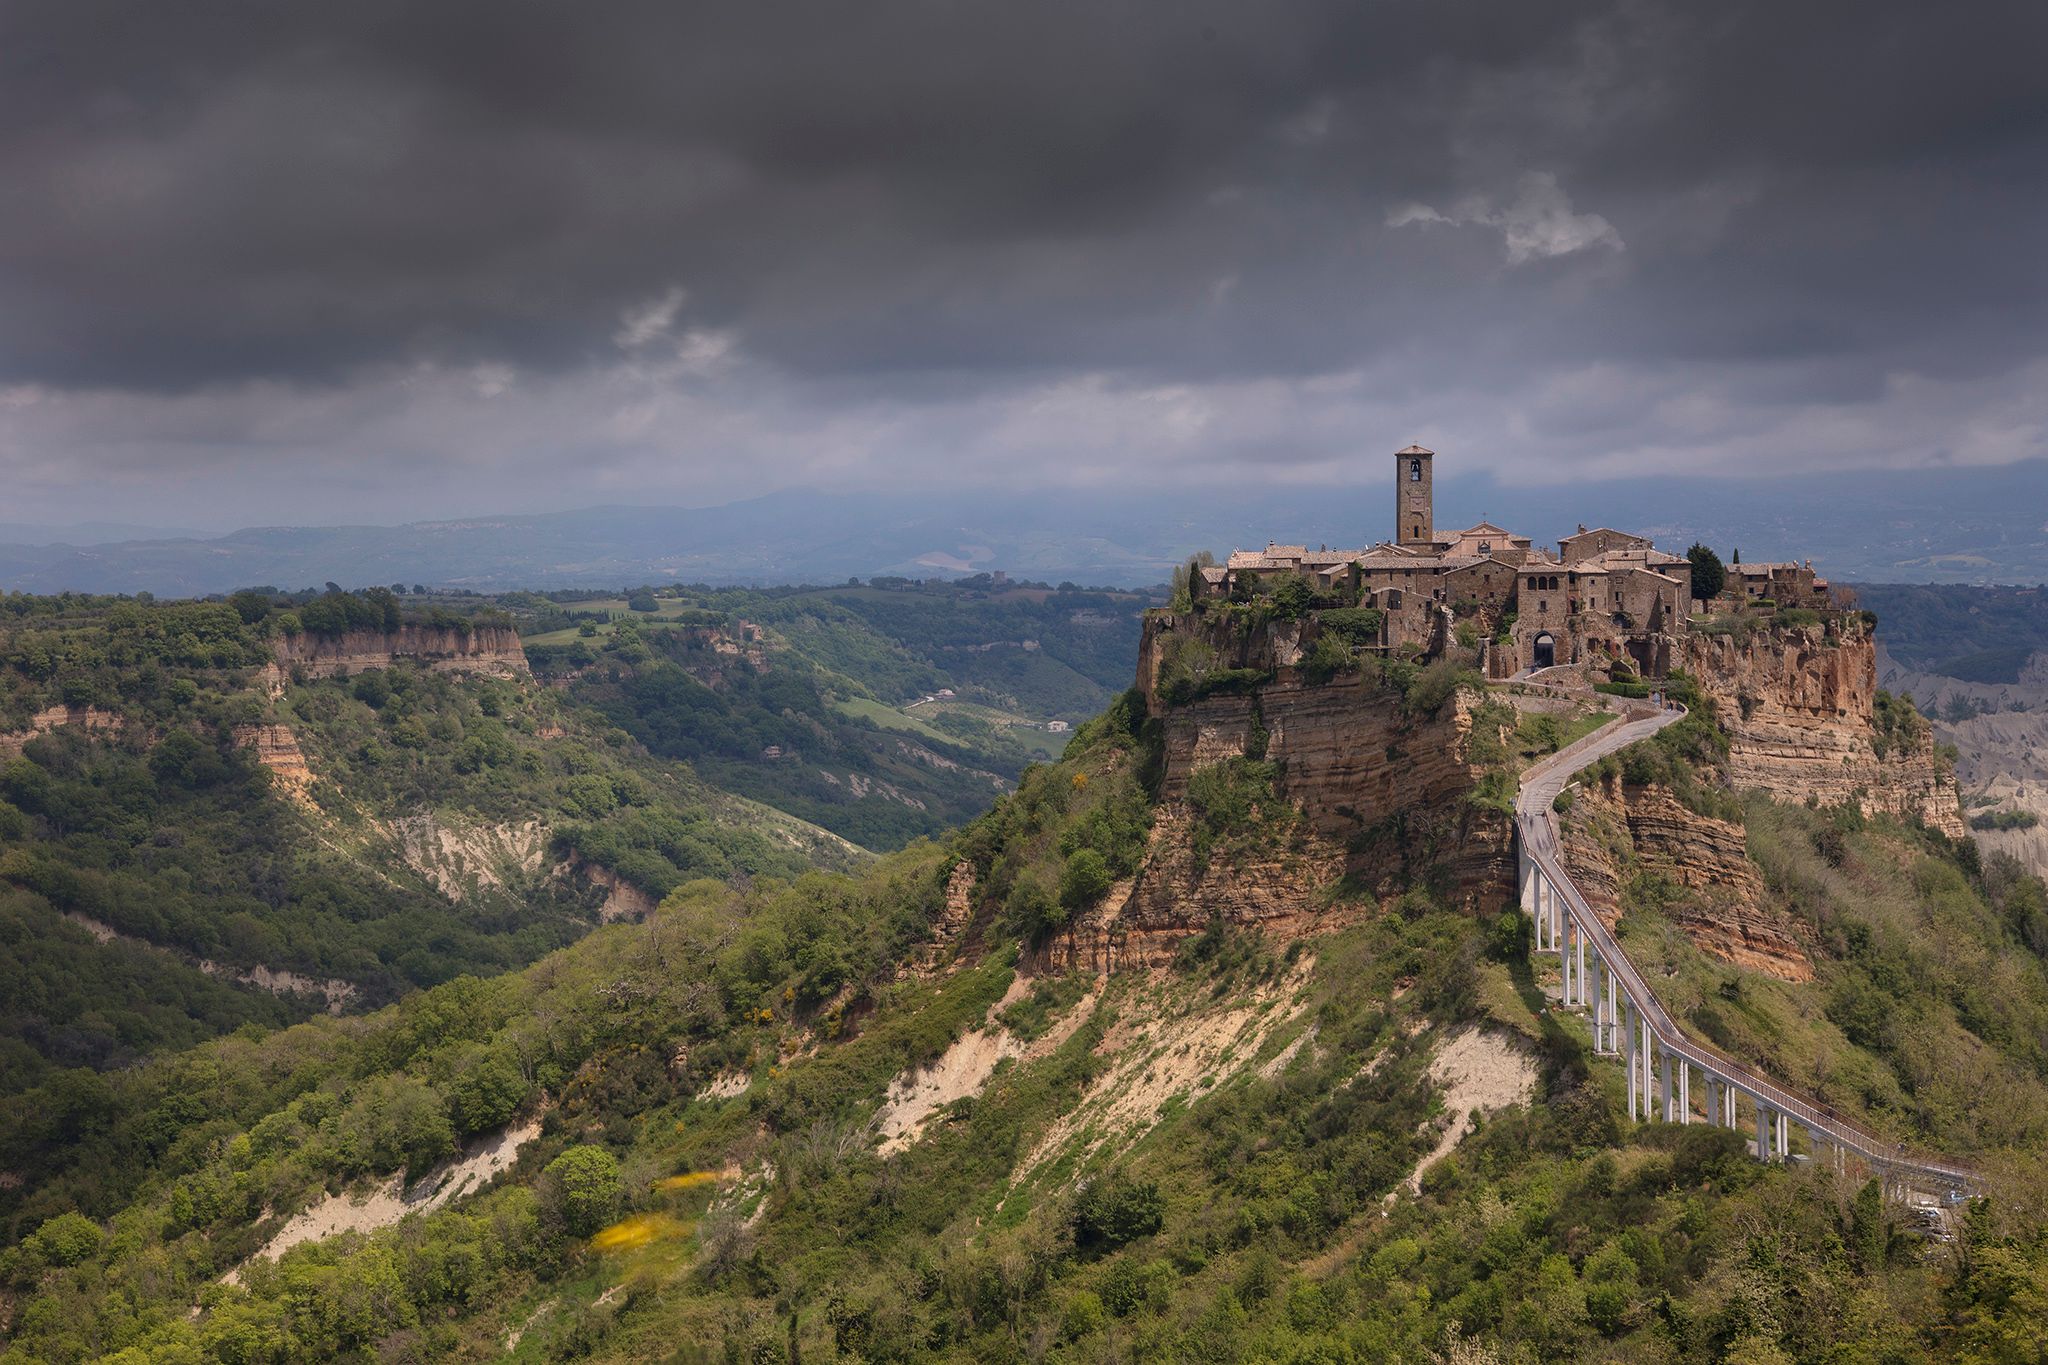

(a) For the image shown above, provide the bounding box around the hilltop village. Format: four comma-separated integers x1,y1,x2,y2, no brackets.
1194,445,1834,679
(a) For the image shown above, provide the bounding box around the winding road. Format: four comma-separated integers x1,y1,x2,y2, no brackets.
1512,701,1977,1194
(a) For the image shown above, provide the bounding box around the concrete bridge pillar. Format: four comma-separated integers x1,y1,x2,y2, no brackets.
1678,1061,1691,1125
1625,1002,1639,1120
1757,1103,1772,1161
1660,1045,1674,1122
1597,965,1613,1055
1575,929,1587,1011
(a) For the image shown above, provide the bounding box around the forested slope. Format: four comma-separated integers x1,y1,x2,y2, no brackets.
6,683,2048,1363
0,590,854,1104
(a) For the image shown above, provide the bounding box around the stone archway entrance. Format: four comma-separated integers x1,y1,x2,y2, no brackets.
1533,632,1556,669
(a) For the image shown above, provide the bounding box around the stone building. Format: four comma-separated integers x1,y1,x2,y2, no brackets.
1194,445,1829,677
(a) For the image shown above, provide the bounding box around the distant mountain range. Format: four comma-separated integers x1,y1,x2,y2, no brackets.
3,459,2045,595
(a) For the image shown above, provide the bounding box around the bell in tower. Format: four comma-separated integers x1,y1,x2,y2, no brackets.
1395,445,1435,547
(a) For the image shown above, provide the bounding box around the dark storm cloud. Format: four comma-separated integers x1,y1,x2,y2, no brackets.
2,0,2046,525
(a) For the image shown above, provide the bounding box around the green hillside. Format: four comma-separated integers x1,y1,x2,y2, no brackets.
518,580,1154,849
5,686,2048,1363
0,590,854,1104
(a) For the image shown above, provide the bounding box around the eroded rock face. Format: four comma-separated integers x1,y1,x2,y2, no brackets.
1679,625,1964,836
1044,807,1354,973
232,723,315,804
0,705,126,758
1562,777,1812,981
1042,612,1513,970
905,862,978,977
269,625,529,679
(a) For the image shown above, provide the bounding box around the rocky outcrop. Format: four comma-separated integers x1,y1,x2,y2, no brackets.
203,962,359,1014
1562,778,1811,981
579,861,658,922
0,705,126,758
1042,611,1514,970
905,861,978,976
1679,623,1964,837
1045,809,1354,973
233,723,316,804
388,813,548,903
269,625,529,680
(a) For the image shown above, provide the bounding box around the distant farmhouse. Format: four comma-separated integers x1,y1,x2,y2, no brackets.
1193,446,1831,677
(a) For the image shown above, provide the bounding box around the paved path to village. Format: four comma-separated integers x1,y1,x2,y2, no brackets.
1513,705,1978,1197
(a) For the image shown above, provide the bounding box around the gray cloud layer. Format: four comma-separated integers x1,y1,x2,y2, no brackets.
4,1,2046,527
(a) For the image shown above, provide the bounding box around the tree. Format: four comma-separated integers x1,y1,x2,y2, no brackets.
1074,1172,1164,1251
627,591,660,613
1060,848,1113,913
30,1211,103,1266
1271,575,1314,620
1686,544,1726,603
542,1145,622,1236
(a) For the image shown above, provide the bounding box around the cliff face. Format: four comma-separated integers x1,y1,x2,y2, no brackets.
0,705,126,758
1679,624,1964,837
232,723,315,804
269,625,529,679
1045,611,1512,969
1562,777,1812,981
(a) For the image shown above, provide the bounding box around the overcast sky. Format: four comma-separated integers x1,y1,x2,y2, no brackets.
3,0,2045,530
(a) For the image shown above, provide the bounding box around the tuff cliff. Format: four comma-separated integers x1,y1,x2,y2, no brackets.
1042,609,1512,971
0,705,126,758
1560,776,1812,981
1678,621,1964,836
268,624,530,680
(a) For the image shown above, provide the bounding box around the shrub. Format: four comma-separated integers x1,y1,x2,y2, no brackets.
1971,808,2040,832
31,1211,103,1266
542,1145,623,1237
1269,576,1314,620
1404,659,1481,715
1300,634,1354,685
1316,607,1384,642
1074,1173,1165,1251
1593,681,1650,699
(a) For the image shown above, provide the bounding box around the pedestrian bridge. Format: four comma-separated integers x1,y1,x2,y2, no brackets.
1514,703,1976,1198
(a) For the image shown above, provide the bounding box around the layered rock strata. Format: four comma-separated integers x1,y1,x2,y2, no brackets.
1045,610,1514,969
269,625,529,680
232,723,316,804
0,705,126,758
1680,623,1963,836
1562,777,1812,981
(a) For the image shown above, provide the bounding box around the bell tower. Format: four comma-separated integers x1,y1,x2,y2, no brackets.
1396,444,1434,547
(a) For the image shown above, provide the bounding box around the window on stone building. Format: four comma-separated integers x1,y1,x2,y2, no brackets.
1409,459,1422,481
